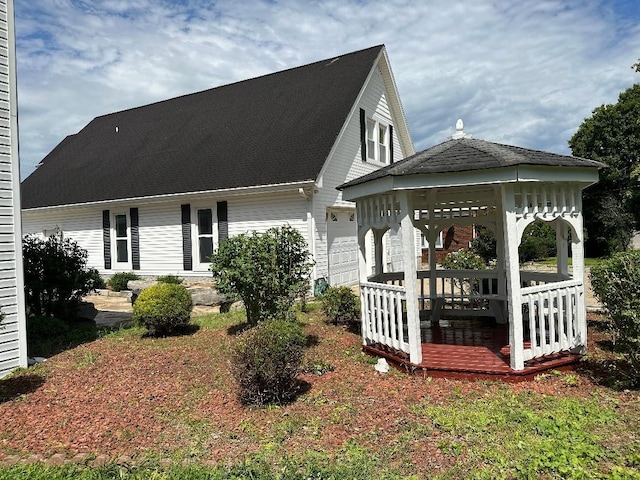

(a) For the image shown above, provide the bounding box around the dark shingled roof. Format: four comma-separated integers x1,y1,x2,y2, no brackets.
22,45,384,209
339,137,604,189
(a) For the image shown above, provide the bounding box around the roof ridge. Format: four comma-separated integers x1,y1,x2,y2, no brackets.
94,45,386,121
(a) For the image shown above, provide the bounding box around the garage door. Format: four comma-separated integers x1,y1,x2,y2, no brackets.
327,209,358,286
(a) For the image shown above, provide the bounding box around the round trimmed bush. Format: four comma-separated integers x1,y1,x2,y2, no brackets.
132,283,193,335
232,319,306,406
321,286,359,325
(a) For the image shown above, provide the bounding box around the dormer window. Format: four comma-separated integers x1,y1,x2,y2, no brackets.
365,117,390,164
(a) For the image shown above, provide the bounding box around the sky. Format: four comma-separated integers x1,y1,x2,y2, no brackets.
14,0,640,179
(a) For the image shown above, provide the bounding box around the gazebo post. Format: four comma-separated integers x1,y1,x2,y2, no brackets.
556,220,569,277
570,198,587,353
427,190,438,322
494,186,507,321
501,184,525,370
357,226,370,348
373,229,384,276
399,191,422,364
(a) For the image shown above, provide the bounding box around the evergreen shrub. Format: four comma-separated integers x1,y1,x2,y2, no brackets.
23,235,102,318
107,272,140,292
156,274,183,284
132,283,193,335
232,319,306,406
320,286,359,325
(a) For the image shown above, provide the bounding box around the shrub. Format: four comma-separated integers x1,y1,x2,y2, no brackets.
210,224,314,325
440,249,486,270
321,286,359,325
590,250,640,385
519,219,557,262
107,272,140,292
470,225,497,264
23,235,99,319
87,269,106,290
132,283,193,335
156,274,183,284
231,319,306,406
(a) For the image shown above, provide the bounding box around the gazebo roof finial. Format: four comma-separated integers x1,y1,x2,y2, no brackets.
451,118,469,140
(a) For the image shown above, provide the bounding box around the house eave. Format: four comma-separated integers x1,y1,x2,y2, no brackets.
22,180,317,212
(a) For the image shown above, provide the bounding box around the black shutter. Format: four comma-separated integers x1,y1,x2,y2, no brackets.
102,210,111,270
217,201,228,242
130,207,140,270
360,108,367,161
389,125,394,164
181,204,192,271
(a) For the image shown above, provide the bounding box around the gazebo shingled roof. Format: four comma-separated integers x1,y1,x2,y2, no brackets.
339,137,604,190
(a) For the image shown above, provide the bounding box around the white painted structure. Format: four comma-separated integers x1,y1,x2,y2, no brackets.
0,0,27,377
22,49,414,286
341,122,601,370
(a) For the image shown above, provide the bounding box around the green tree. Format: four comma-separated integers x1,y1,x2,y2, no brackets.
569,84,640,257
210,225,314,325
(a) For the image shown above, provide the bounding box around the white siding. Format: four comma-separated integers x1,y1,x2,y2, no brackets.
0,0,27,377
22,190,309,279
313,64,408,281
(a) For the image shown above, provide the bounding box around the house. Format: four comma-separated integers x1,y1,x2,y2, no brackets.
21,45,415,286
0,0,28,377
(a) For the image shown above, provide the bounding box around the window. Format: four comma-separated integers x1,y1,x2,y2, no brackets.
197,208,214,264
421,231,443,249
366,119,376,161
378,123,388,162
114,213,129,264
365,117,390,164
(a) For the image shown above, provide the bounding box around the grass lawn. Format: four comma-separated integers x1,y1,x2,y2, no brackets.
534,257,603,268
0,306,638,479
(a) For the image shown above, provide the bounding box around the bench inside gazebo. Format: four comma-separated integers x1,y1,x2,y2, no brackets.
339,122,603,380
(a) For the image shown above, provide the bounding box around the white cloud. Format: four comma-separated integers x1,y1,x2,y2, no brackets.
15,0,640,178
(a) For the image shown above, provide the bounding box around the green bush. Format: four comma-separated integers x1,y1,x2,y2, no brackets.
23,235,101,319
107,272,140,292
470,225,497,264
156,274,183,284
132,283,193,335
320,286,359,325
210,224,314,325
440,249,486,270
590,250,640,385
231,319,306,406
519,219,557,262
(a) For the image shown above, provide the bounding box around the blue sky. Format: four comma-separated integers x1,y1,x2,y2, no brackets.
14,0,640,179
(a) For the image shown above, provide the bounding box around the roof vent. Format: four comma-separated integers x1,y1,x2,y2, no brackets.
451,119,469,140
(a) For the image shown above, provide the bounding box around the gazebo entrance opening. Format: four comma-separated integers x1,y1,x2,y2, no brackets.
339,127,602,378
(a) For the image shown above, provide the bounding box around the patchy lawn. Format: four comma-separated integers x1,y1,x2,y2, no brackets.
0,309,638,478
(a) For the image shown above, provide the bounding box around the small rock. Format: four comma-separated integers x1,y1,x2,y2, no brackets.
92,454,110,467
127,280,158,296
187,287,229,306
374,358,389,374
46,453,66,466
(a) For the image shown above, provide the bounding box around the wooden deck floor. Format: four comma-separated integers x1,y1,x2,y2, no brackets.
364,318,581,381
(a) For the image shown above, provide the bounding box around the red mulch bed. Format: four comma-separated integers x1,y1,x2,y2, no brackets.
0,311,635,475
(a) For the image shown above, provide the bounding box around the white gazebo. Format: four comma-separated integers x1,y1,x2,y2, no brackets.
339,122,603,376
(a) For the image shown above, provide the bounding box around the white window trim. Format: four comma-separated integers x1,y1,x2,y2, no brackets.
111,211,131,270
422,231,444,249
366,116,390,164
191,205,219,271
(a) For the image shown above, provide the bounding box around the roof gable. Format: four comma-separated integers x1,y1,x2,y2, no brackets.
22,45,385,209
